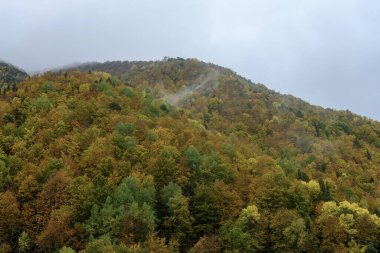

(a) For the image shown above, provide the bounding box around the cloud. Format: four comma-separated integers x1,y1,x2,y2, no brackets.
1,0,380,119
163,69,220,106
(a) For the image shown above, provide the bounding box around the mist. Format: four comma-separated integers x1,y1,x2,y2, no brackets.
163,70,220,106
1,0,380,119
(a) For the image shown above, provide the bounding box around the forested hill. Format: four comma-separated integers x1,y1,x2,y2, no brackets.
0,61,29,90
73,58,380,159
0,58,380,252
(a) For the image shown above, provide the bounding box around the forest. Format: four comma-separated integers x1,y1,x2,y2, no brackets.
0,58,380,252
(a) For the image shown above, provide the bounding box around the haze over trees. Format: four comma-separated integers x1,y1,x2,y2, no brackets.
0,58,380,252
0,61,28,94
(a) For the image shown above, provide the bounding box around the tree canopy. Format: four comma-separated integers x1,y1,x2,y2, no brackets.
0,58,380,252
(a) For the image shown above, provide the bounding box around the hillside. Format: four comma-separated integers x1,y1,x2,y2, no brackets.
0,58,380,252
0,61,28,91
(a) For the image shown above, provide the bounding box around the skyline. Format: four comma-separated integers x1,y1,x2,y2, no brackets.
1,0,380,119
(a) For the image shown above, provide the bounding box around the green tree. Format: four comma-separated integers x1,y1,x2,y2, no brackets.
116,122,134,136
18,231,31,253
183,146,202,170
58,246,76,253
82,236,116,253
0,159,11,190
85,176,156,242
219,205,262,252
163,192,193,243
197,154,231,183
269,209,307,253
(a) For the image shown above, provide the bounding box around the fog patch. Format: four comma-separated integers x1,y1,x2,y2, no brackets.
163,69,220,106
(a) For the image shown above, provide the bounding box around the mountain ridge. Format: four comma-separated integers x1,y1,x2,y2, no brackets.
67,58,373,120
0,61,29,91
0,58,380,252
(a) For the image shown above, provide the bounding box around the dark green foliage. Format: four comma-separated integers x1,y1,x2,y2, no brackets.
109,102,121,111
191,185,220,236
32,96,52,112
318,179,333,201
116,122,134,136
197,154,231,183
0,62,28,87
114,135,136,152
365,244,378,253
366,149,372,160
219,205,262,252
121,87,134,97
311,119,325,137
37,159,64,183
183,146,202,170
0,160,11,190
40,81,56,93
279,158,298,176
296,169,310,182
95,81,113,96
85,176,156,240
144,102,160,117
160,182,182,204
146,130,158,142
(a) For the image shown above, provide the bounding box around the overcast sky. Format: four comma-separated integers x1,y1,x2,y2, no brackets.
1,0,380,119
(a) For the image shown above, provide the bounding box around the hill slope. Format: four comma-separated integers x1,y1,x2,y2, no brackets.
0,61,28,90
0,59,379,252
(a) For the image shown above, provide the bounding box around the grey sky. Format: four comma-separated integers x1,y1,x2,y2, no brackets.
1,0,380,119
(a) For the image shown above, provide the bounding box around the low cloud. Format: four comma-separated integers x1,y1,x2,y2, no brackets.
163,70,220,106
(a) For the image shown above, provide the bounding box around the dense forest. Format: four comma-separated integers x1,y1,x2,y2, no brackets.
1,58,380,252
